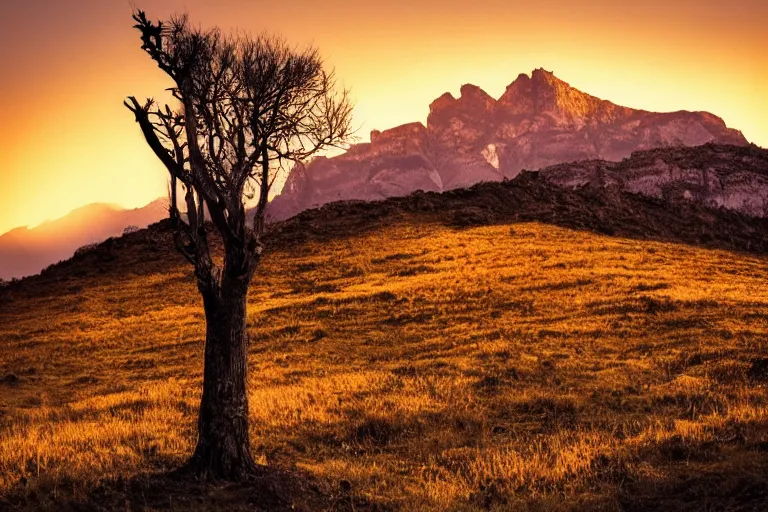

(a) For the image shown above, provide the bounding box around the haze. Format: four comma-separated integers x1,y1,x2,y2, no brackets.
0,0,766,235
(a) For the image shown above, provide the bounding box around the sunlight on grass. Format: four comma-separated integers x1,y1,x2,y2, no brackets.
1,220,767,509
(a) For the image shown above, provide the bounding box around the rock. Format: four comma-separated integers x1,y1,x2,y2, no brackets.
450,206,494,227
539,144,768,217
268,68,750,221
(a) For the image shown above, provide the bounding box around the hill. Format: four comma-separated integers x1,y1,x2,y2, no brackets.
0,199,167,281
268,69,749,221
1,174,768,510
5,143,764,283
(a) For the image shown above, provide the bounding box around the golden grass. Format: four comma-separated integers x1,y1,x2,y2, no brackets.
1,219,768,510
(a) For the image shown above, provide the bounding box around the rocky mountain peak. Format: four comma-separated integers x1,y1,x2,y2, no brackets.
268,69,752,222
499,68,610,121
428,85,497,129
498,72,535,116
459,84,496,109
428,92,457,116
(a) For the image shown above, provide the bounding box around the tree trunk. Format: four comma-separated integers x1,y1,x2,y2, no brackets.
190,274,257,479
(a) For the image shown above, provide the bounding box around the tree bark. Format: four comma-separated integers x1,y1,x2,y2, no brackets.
190,272,257,480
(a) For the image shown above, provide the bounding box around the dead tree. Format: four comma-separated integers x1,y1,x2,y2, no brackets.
125,10,352,479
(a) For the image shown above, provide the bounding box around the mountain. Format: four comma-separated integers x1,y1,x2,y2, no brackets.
268,68,749,221
0,199,168,280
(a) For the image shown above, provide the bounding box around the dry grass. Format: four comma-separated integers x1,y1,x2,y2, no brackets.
1,219,768,510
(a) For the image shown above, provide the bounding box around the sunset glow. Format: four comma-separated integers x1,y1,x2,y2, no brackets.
0,0,766,235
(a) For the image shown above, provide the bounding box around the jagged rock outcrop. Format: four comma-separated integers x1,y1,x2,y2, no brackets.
268,68,749,221
540,143,768,217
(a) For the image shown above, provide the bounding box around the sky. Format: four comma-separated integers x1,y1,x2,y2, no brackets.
0,0,766,235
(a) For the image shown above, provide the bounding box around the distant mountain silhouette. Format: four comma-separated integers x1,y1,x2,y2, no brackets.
0,199,167,280
269,68,749,221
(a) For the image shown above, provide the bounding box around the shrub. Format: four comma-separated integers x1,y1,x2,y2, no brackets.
74,243,99,257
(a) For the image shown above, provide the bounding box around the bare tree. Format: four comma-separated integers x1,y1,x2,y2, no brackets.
125,10,353,479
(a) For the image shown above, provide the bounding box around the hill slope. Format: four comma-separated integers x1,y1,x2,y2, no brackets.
1,177,768,510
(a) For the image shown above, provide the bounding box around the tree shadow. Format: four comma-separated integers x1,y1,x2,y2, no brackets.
618,445,768,512
2,462,336,512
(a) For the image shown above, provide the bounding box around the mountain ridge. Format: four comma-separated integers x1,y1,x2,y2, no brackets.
0,198,168,280
0,203,145,238
268,69,748,221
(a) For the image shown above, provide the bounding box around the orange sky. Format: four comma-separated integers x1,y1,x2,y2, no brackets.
0,0,766,235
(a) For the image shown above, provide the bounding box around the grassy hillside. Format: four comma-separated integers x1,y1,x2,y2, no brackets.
1,179,768,511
